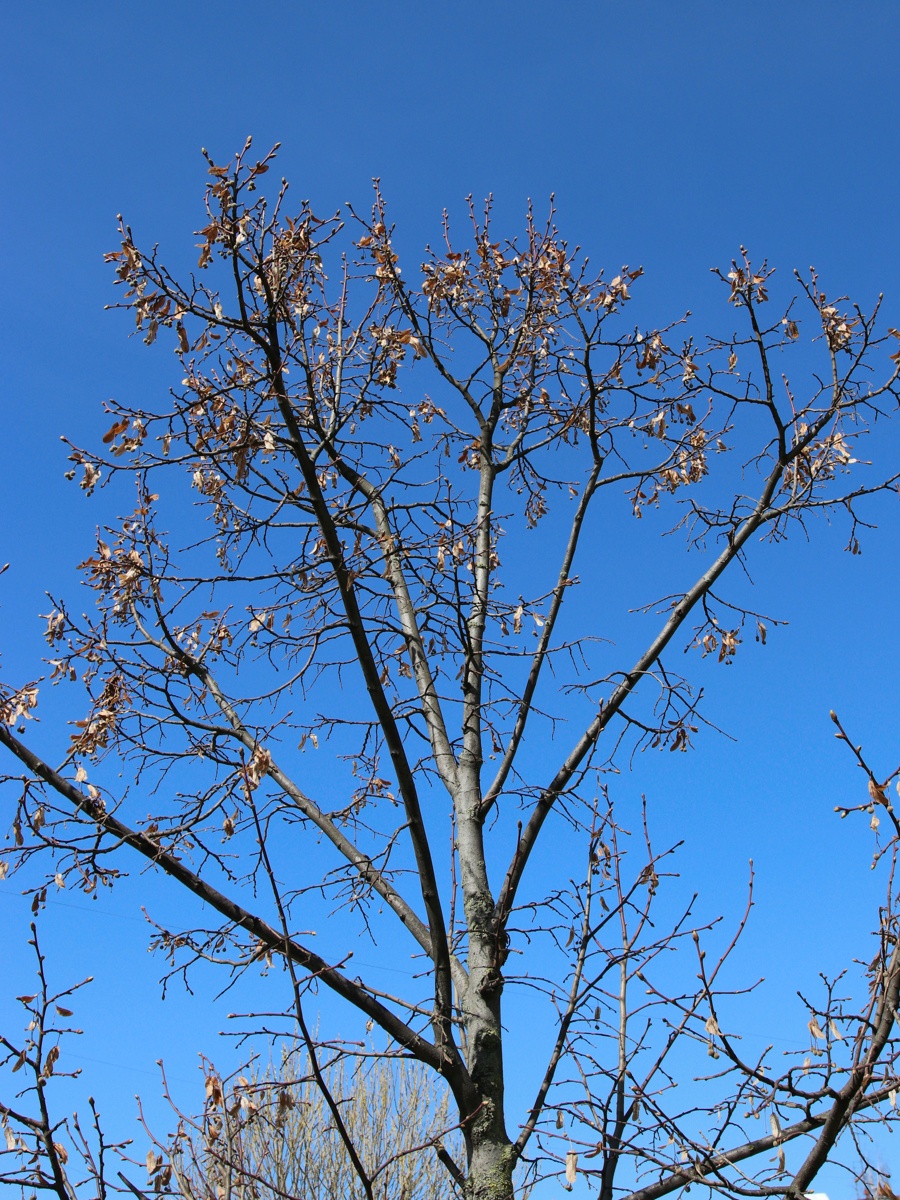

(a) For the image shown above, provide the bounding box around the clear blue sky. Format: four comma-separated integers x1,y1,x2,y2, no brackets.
1,3,899,1193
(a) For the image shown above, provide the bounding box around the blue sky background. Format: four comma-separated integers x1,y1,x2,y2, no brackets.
1,2,899,1194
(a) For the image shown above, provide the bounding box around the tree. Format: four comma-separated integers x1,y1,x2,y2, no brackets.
0,927,462,1199
146,1049,463,1200
2,139,900,1200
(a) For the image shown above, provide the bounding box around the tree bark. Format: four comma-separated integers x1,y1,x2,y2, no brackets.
462,976,513,1199
457,790,516,1200
466,1135,516,1200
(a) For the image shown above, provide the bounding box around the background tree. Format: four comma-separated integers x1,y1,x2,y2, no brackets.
2,141,900,1200
0,928,463,1200
142,1049,463,1200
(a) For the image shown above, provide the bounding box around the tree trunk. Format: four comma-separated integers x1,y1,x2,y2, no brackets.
456,777,515,1197
467,1134,516,1200
460,923,515,1199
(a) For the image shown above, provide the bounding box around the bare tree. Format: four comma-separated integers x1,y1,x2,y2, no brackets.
136,1049,463,1200
2,139,900,1200
1,926,127,1200
0,929,463,1200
